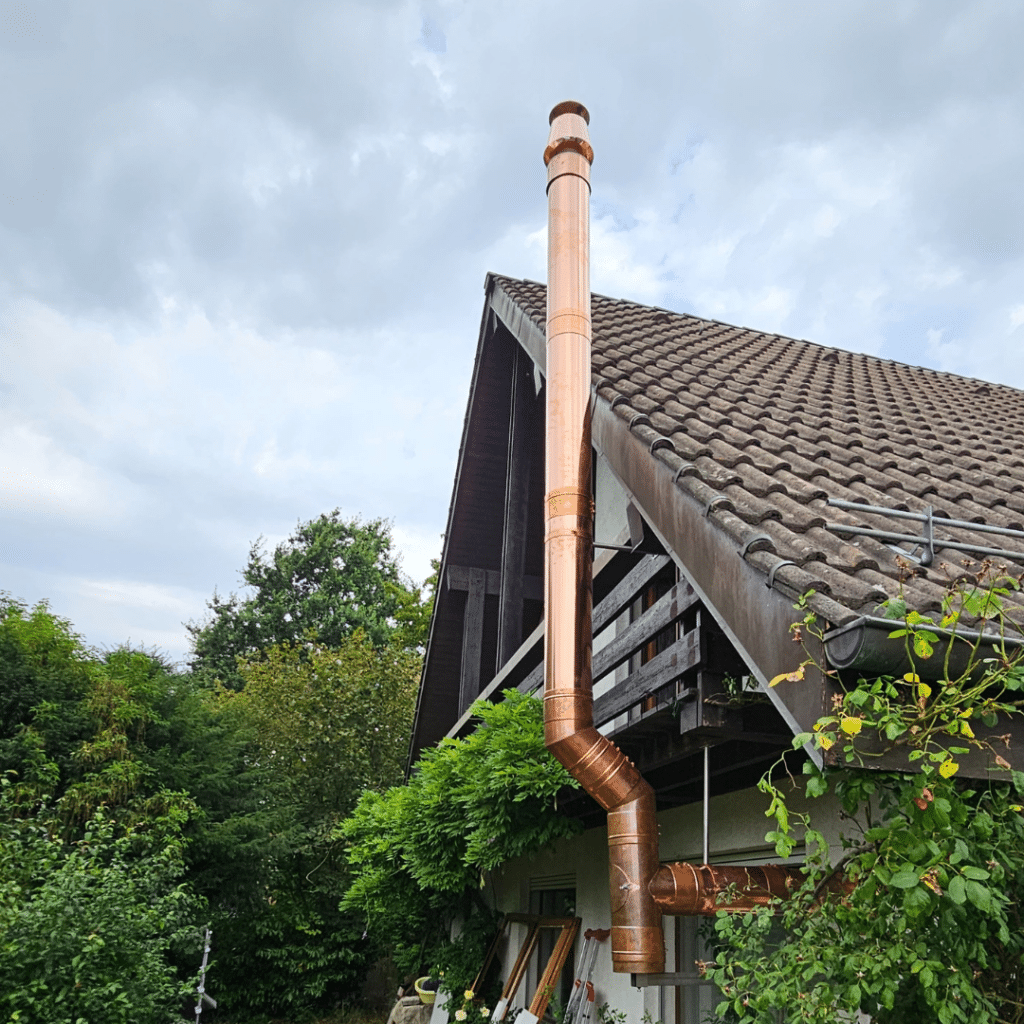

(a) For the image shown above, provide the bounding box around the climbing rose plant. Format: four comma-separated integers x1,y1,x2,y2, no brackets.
708,564,1024,1024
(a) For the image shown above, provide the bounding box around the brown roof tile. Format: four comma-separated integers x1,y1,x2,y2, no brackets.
491,275,1024,626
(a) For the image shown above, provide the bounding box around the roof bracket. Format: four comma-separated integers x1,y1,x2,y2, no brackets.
672,462,696,485
824,498,1024,564
739,534,772,559
704,494,731,517
766,559,797,589
919,505,935,567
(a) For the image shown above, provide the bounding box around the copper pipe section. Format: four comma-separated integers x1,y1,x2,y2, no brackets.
649,862,853,915
542,100,665,976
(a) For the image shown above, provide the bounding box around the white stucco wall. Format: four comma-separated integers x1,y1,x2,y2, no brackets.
485,782,848,1023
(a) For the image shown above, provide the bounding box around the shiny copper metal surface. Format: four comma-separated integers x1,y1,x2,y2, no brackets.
542,101,665,976
648,862,851,915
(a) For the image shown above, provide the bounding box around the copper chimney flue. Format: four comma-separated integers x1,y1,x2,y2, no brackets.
542,101,665,976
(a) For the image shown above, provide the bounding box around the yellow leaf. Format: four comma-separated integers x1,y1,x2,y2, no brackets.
917,683,932,700
818,734,835,750
960,722,975,739
903,672,920,683
939,760,959,778
840,716,863,736
770,665,806,687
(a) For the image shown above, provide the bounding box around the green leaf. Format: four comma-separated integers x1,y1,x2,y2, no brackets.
947,874,966,905
913,633,934,659
965,880,993,912
805,774,829,799
889,868,920,889
960,865,990,880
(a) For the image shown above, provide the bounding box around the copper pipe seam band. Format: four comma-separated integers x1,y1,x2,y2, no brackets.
544,137,595,167
546,161,592,192
548,305,591,323
547,313,591,337
545,488,590,517
607,832,646,845
544,519,592,533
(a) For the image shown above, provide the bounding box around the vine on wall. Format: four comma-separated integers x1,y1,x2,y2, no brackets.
338,689,581,997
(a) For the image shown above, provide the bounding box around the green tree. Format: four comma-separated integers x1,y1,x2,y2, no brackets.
171,631,420,1015
187,510,432,688
0,782,200,1024
0,595,95,794
232,631,420,823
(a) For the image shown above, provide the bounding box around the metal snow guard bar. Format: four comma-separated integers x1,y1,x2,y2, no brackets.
823,498,1024,567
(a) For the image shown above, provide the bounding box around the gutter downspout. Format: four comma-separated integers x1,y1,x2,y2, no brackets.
542,101,664,976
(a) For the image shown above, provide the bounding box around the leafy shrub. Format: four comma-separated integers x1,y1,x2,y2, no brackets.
0,783,200,1024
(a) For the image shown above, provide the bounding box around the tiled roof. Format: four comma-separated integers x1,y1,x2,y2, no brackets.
493,274,1024,629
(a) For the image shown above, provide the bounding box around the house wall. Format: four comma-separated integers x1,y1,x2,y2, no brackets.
487,784,848,1023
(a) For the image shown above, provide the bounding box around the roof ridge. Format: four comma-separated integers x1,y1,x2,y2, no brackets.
488,272,1023,396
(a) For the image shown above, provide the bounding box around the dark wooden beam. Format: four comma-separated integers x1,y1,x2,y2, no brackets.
593,630,701,725
498,346,534,666
518,660,544,694
447,565,542,602
446,620,545,738
593,579,698,683
459,568,486,713
592,554,671,634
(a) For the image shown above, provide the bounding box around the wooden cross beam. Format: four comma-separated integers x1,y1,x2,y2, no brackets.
447,564,542,713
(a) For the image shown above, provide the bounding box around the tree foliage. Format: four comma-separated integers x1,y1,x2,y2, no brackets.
0,508,433,1019
0,599,203,1022
196,632,421,1014
230,631,419,823
0,785,200,1024
711,567,1024,1024
187,510,431,688
0,595,95,795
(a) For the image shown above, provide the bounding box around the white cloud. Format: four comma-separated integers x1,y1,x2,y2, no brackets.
0,421,132,525
3,0,1024,654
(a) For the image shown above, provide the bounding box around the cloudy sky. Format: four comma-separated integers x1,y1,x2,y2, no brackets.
2,0,1023,663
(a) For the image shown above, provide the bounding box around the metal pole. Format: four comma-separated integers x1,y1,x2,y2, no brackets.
702,745,710,866
195,927,211,1023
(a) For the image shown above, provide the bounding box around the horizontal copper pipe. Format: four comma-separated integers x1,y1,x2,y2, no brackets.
542,100,664,976
649,862,853,915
